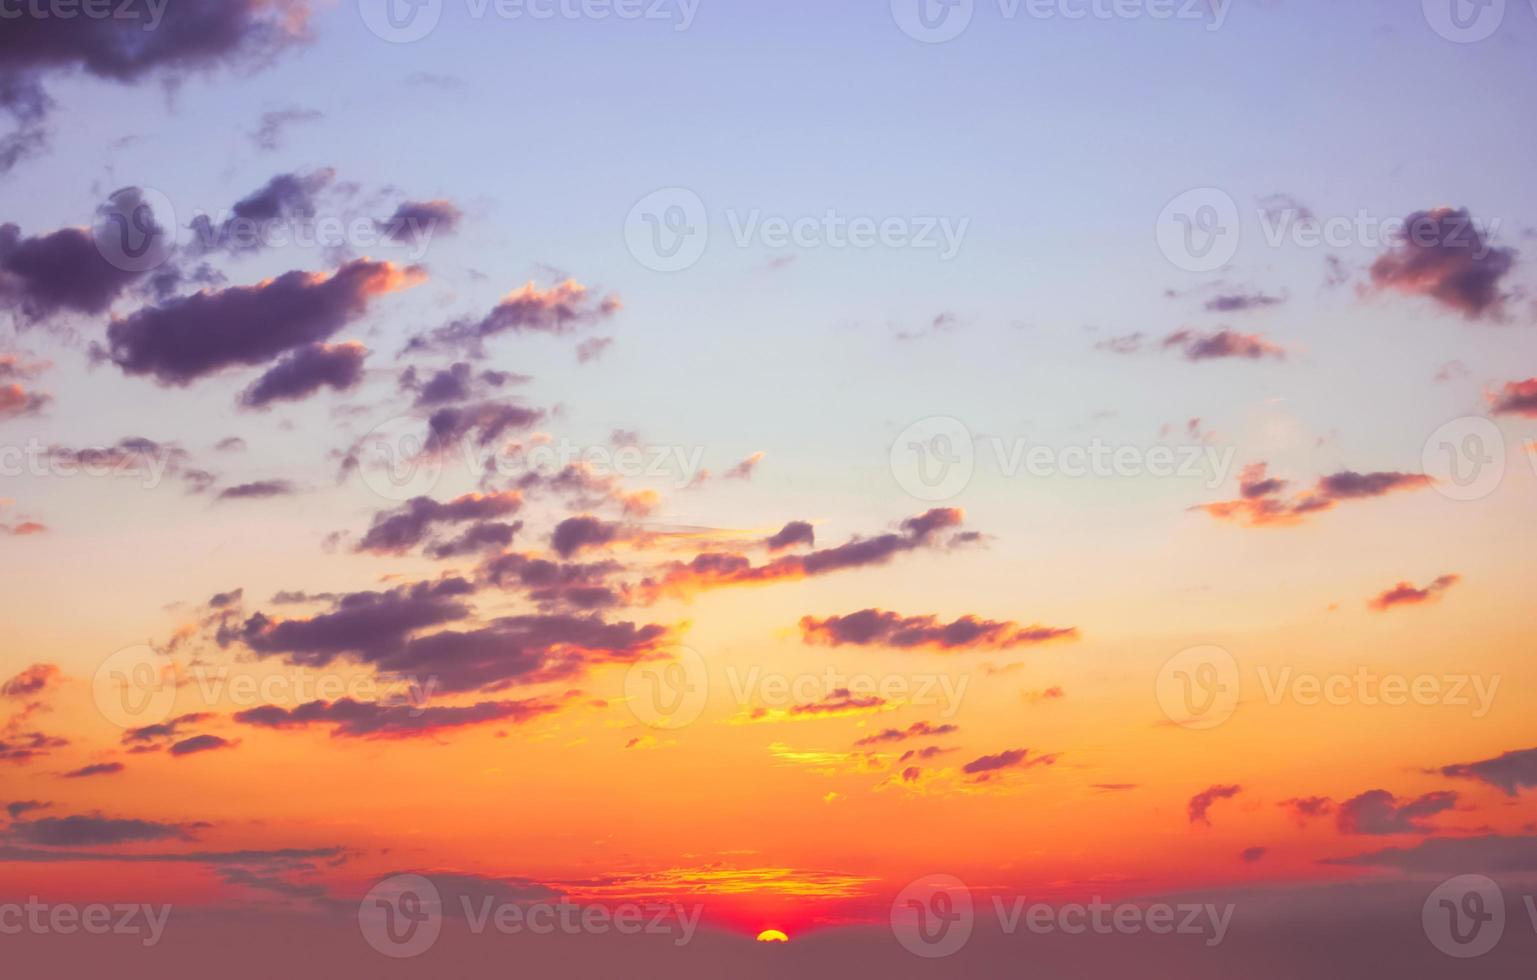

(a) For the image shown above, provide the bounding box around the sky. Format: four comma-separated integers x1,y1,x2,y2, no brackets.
3,0,1537,975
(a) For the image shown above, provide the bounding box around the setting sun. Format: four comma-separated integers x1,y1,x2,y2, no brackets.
756,930,790,943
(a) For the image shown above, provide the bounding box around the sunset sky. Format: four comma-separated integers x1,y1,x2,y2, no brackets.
3,1,1537,975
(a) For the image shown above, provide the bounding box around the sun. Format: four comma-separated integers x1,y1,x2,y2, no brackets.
755,929,790,943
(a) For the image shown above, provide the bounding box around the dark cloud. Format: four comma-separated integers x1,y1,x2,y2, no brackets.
9,815,201,847
239,342,367,409
377,200,463,244
1279,796,1334,826
0,222,143,320
641,509,973,601
1205,292,1285,313
355,493,523,555
1490,379,1537,418
235,696,557,739
551,516,625,559
423,521,521,560
209,590,244,610
2,663,60,699
517,464,658,518
188,169,335,255
371,614,669,694
4,800,48,819
400,362,526,407
61,762,125,779
764,521,815,551
424,401,543,453
1368,574,1459,611
0,732,68,765
0,0,310,172
408,279,620,355
222,578,475,669
217,480,296,501
1162,328,1286,362
961,748,1055,777
1439,747,1537,797
169,734,235,757
1197,463,1432,528
1325,835,1537,873
105,258,421,386
122,712,216,749
1097,328,1285,361
852,722,957,746
1369,207,1516,319
800,609,1077,651
1240,847,1268,863
1335,790,1457,835
479,552,626,610
1189,785,1242,825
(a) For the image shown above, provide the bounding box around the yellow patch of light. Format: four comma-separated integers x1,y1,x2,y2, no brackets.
756,929,790,943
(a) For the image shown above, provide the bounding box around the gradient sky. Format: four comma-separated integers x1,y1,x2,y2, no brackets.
3,0,1537,972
